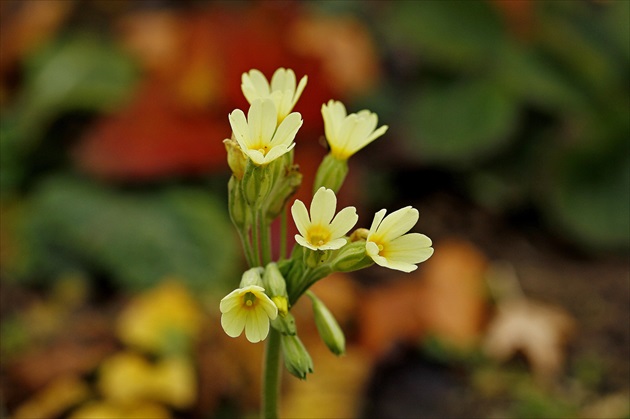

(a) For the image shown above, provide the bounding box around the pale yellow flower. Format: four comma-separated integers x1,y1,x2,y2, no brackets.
366,207,433,273
291,187,358,251
229,98,303,166
241,68,308,122
321,100,388,160
220,285,278,343
116,280,202,355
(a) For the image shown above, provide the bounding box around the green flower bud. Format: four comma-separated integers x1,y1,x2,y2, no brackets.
241,160,273,209
281,334,313,379
308,292,346,356
264,166,302,221
304,248,329,269
329,241,374,273
271,310,296,335
224,138,247,180
313,153,348,194
239,267,264,288
228,176,249,230
263,263,288,298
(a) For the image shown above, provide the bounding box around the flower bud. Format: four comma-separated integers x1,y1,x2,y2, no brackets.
224,139,247,180
264,166,302,221
241,160,273,209
271,296,289,317
308,292,346,355
313,153,348,194
239,267,264,288
330,241,374,273
228,176,249,230
263,263,288,298
280,334,313,379
271,311,296,335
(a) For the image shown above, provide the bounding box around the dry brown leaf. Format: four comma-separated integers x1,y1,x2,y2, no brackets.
483,298,576,381
419,238,489,349
359,239,489,357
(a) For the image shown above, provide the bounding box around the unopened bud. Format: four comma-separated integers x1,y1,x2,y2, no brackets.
281,334,313,379
271,310,296,335
224,139,247,180
228,176,249,230
330,241,373,273
241,160,273,209
313,153,348,194
271,296,289,317
239,267,264,288
263,263,288,298
308,292,346,355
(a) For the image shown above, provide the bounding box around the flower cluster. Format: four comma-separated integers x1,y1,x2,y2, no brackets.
220,68,433,379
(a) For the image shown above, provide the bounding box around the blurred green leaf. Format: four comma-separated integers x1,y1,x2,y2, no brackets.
0,34,137,199
403,79,519,165
546,151,630,250
383,0,504,71
19,33,137,121
14,176,238,291
496,44,588,112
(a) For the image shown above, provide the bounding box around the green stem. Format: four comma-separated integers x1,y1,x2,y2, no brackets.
279,206,288,261
237,228,255,267
252,209,262,266
259,209,272,265
262,328,282,419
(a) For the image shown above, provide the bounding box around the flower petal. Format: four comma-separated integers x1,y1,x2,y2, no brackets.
368,209,387,235
374,206,418,240
291,199,311,237
228,109,249,147
319,237,347,250
295,234,318,251
245,307,269,343
310,187,337,226
386,233,434,264
221,306,247,338
271,112,302,147
328,206,358,238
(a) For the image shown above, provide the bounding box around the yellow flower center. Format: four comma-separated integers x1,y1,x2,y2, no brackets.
307,225,331,247
243,292,257,308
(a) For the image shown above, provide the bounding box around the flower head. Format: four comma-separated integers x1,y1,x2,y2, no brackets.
322,100,388,160
229,98,303,166
241,68,308,123
220,285,278,343
366,206,433,273
291,187,358,251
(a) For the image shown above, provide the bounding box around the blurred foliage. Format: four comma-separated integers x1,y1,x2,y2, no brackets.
362,0,630,250
5,175,237,291
1,34,138,198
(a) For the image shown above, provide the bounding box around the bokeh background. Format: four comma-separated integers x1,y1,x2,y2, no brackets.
1,0,628,418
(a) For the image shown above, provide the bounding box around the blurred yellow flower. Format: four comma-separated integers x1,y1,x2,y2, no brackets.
220,285,278,343
229,98,303,166
291,187,358,251
321,100,388,160
116,280,202,355
98,351,197,409
70,401,171,419
241,68,308,122
366,207,434,273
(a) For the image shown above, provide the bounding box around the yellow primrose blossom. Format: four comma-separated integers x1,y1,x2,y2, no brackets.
229,98,303,166
291,187,358,251
116,280,202,355
322,100,388,160
220,285,278,343
366,206,434,273
241,68,308,122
